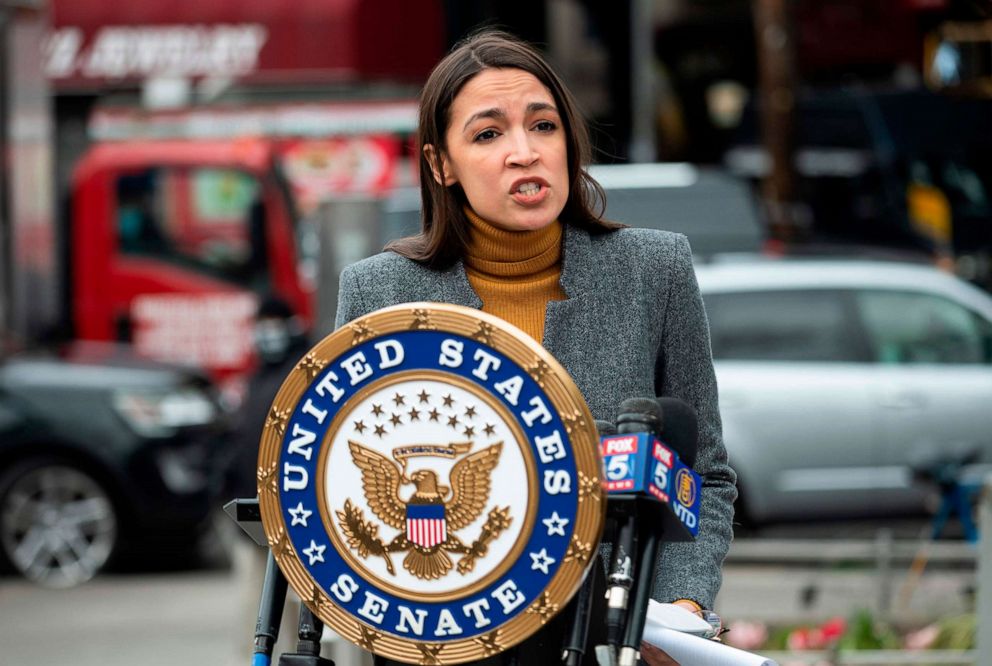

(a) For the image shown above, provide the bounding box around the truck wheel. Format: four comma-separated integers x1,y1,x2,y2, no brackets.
0,459,118,587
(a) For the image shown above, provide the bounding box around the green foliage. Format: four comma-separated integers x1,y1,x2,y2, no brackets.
930,614,975,650
764,626,793,651
735,608,974,653
836,609,900,650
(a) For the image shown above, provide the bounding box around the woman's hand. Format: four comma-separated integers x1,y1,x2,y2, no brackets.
639,599,706,665
640,641,679,666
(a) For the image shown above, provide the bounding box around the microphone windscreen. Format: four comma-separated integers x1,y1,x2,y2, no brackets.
616,397,663,435
655,397,698,468
595,420,617,437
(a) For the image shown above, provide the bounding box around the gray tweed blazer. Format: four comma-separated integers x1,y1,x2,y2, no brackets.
334,224,737,609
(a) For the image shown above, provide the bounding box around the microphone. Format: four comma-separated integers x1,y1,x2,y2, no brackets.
604,399,664,650
615,398,700,666
655,397,698,468
562,420,616,666
596,419,618,438
602,399,701,541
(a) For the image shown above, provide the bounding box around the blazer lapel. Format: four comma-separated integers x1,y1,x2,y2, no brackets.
437,260,483,309
543,225,595,365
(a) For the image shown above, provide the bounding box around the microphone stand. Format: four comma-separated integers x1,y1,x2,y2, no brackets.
226,497,336,666
605,504,637,651
619,501,662,666
254,550,289,666
561,568,597,666
277,604,335,666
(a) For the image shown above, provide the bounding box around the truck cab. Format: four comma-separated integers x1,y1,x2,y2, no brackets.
70,138,313,398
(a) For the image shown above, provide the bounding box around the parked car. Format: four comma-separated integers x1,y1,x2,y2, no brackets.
586,163,765,259
0,351,231,586
380,163,766,260
696,259,992,524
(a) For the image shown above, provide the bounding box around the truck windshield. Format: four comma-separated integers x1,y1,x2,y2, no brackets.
116,168,267,288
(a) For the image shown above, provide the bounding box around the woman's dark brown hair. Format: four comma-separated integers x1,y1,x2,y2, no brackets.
386,30,621,268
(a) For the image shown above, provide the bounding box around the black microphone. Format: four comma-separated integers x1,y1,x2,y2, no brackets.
604,398,663,651
655,397,698,468
616,398,662,436
618,397,699,666
596,419,618,438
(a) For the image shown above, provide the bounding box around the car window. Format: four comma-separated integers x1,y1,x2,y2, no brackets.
704,290,860,361
855,290,992,365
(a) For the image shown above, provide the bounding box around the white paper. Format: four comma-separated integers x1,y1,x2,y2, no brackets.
643,601,779,666
645,600,715,634
641,627,779,666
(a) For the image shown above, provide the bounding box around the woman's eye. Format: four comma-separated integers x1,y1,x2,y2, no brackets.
534,120,557,132
473,129,499,142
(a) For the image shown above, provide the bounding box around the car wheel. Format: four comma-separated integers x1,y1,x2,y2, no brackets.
0,459,119,587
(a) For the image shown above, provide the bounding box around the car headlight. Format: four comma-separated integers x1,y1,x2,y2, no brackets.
112,387,217,438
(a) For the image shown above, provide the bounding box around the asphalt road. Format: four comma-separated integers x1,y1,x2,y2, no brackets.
1,570,244,666
0,544,373,666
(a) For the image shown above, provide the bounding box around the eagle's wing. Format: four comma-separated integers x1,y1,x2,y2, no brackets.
445,442,503,531
348,440,406,530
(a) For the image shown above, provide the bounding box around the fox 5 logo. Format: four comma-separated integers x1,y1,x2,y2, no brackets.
606,454,632,481
653,461,670,491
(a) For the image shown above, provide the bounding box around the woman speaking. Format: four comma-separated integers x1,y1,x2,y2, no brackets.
335,30,737,666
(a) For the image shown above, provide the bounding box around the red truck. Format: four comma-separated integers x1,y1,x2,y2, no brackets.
63,99,418,401
70,137,312,397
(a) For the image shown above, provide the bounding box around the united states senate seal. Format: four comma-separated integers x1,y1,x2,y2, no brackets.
257,303,605,664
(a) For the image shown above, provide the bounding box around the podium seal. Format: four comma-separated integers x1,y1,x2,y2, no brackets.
257,303,605,664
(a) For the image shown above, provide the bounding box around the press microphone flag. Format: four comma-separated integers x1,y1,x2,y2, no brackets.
600,430,701,539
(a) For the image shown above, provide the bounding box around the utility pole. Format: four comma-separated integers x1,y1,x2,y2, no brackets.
629,0,657,163
753,0,800,242
0,0,56,347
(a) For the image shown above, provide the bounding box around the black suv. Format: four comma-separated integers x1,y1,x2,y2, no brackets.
0,351,231,586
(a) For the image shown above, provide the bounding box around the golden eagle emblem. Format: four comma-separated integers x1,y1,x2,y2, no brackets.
336,440,512,580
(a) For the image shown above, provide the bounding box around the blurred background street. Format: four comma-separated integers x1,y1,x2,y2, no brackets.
0,520,978,666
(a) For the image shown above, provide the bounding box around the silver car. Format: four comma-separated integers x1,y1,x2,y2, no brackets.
696,259,992,524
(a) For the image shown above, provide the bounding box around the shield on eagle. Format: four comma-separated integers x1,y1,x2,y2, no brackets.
406,503,447,549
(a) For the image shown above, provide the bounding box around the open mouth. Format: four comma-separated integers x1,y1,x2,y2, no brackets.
510,178,550,204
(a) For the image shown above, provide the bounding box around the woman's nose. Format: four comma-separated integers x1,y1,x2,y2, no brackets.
505,129,539,167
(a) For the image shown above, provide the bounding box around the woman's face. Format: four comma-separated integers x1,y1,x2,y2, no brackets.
431,68,569,232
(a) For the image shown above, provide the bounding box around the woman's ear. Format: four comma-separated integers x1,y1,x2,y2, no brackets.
423,144,455,186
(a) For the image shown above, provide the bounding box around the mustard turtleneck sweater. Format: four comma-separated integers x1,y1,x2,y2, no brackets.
463,208,566,342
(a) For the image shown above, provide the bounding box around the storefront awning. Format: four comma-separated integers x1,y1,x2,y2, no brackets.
48,0,444,90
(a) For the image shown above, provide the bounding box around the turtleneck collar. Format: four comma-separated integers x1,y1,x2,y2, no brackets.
462,206,563,279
